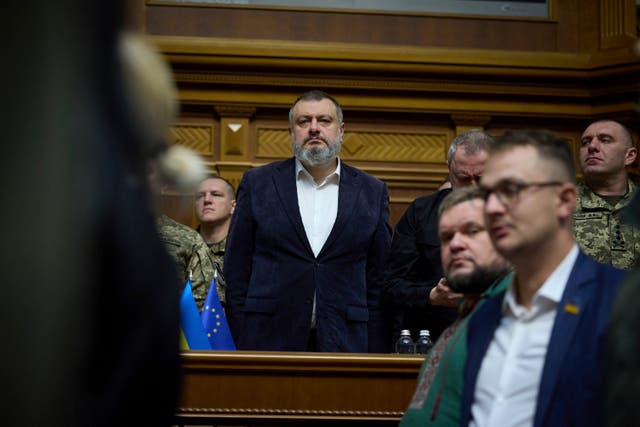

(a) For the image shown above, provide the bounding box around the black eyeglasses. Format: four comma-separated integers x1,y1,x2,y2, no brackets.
479,180,564,207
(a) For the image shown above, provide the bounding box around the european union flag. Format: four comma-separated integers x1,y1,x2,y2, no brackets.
201,271,236,350
179,275,211,350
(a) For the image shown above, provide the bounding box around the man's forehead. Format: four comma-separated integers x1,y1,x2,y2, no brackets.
583,121,623,137
452,149,488,167
198,178,227,192
481,146,539,183
440,199,485,227
293,99,337,117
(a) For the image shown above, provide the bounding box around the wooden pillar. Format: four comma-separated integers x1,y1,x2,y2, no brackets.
214,105,256,191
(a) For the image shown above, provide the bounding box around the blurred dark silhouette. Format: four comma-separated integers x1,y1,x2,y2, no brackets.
3,2,180,426
604,189,640,427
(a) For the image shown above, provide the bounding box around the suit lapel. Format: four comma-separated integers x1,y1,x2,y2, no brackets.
466,294,504,375
272,158,314,256
533,252,593,427
318,163,360,258
462,292,505,424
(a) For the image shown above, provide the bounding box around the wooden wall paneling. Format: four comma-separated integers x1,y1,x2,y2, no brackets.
145,3,562,52
600,0,637,50
451,114,492,135
146,0,640,231
158,191,197,228
157,35,640,121
169,123,214,157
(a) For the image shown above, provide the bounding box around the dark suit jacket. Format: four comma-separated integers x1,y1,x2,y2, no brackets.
224,158,392,352
382,189,458,342
461,251,624,427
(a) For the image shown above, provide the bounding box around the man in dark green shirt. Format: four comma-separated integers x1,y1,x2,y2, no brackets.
400,187,511,427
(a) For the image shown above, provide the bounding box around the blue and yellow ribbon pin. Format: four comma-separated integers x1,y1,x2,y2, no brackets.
564,303,580,315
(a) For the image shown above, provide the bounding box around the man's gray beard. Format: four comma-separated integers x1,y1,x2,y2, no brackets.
292,135,341,167
446,264,511,295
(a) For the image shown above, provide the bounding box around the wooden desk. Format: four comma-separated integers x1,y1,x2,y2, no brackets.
177,351,423,426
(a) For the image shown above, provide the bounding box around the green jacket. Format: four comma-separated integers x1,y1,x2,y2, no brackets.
399,273,512,427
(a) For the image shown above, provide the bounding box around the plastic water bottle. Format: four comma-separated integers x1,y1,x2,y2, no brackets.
416,330,433,354
395,329,415,354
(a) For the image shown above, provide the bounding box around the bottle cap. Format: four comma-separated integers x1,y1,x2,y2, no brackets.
400,329,411,335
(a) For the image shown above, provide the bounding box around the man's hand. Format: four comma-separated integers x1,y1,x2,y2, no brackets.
429,278,463,307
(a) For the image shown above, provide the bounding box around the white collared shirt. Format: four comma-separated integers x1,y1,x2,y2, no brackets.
469,244,580,427
295,158,340,257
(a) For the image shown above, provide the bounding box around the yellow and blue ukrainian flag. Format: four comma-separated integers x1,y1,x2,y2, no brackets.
179,274,211,350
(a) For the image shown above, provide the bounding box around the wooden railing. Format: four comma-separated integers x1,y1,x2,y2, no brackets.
176,351,423,426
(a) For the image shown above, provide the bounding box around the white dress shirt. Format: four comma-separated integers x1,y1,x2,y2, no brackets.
470,244,579,427
295,158,340,257
295,158,340,328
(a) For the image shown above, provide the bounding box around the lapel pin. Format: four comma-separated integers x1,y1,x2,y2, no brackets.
564,303,580,315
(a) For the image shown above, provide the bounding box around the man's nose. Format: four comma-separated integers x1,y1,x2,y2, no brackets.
309,118,319,133
585,138,599,151
485,192,505,214
449,233,466,251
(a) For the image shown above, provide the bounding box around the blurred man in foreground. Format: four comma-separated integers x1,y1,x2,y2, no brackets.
461,130,625,427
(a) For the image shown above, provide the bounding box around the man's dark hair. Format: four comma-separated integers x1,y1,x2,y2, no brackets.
438,186,484,217
587,120,634,148
492,129,577,183
198,174,235,199
289,90,344,126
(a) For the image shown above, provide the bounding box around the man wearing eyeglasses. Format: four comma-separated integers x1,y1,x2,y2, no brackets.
382,130,493,346
574,120,638,269
460,130,625,427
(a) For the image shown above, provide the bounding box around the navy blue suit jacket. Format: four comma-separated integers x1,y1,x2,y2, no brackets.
224,158,392,352
461,251,624,427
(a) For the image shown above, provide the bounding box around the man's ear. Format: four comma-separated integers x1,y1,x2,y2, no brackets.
625,146,637,167
558,183,577,220
231,200,237,215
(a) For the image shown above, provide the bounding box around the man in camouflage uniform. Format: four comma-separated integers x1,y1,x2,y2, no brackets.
148,156,217,311
574,119,639,269
194,175,236,305
156,214,217,311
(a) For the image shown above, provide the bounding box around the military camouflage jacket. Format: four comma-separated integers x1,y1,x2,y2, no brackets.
206,236,227,305
573,180,639,269
156,214,216,310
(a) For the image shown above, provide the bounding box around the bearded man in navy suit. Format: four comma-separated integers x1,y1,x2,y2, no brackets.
460,130,625,427
224,90,392,352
